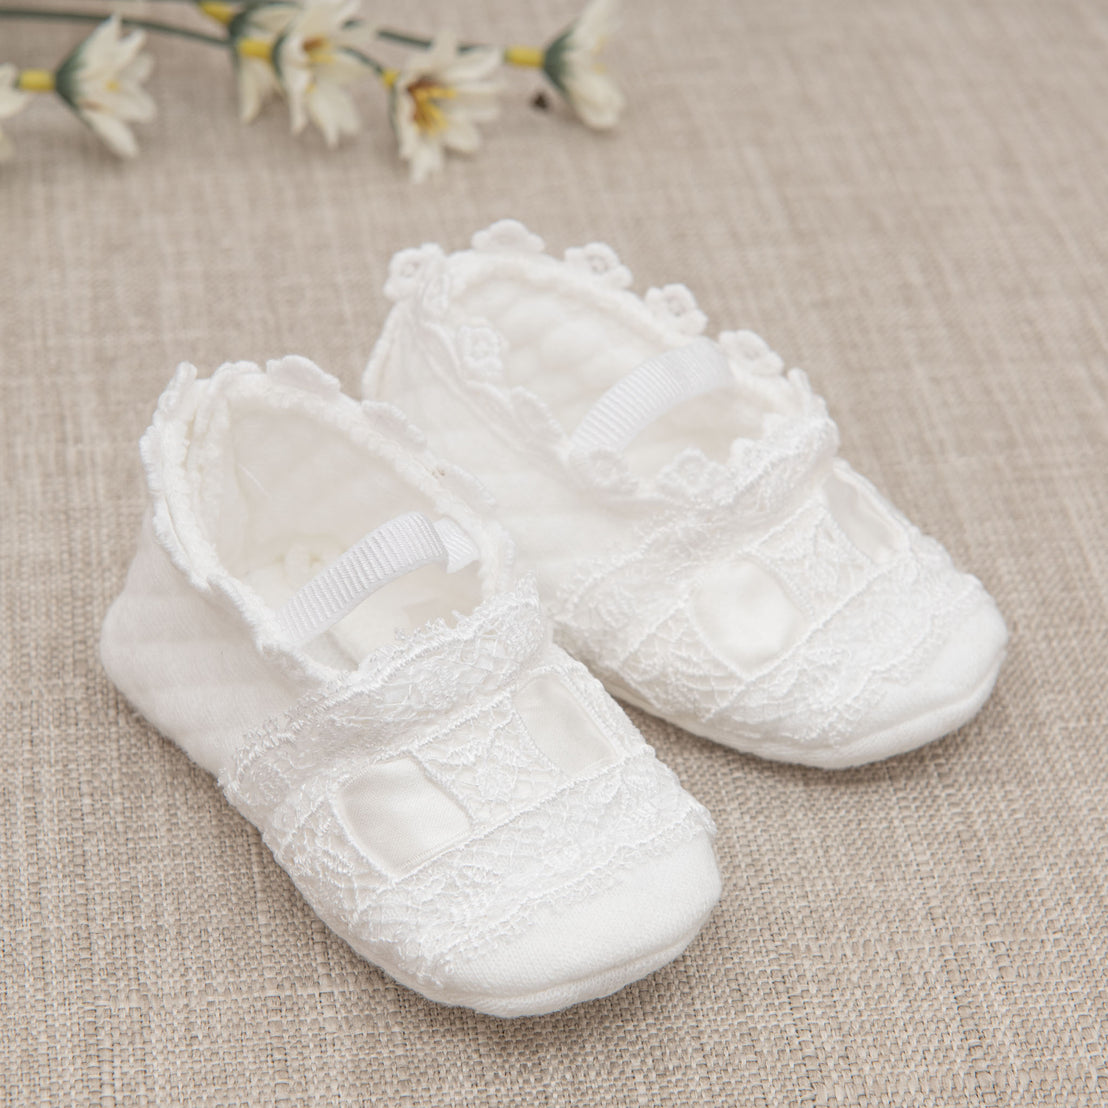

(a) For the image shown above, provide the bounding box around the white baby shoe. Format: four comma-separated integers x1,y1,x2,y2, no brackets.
100,356,720,1017
362,220,1008,769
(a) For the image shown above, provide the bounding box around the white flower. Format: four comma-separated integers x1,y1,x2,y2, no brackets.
719,330,785,377
389,34,501,184
273,0,374,147
564,242,632,288
470,219,544,254
229,3,296,123
457,325,504,380
542,0,624,130
384,243,445,301
0,65,30,162
645,284,707,335
55,16,156,158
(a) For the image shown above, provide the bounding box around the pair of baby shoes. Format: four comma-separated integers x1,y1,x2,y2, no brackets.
101,221,1007,1018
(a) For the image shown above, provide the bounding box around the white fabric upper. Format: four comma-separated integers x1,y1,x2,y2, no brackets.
100,356,720,1016
363,220,1009,768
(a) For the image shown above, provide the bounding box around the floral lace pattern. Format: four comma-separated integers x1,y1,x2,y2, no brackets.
221,576,714,986
563,242,633,289
552,477,986,750
387,255,842,519
371,220,1002,758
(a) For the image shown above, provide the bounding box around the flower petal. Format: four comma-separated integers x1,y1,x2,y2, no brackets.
237,57,280,122
564,70,624,129
58,15,156,148
84,109,138,157
443,44,501,84
306,80,359,147
443,116,481,154
0,65,29,118
390,33,502,179
275,0,368,146
409,137,443,184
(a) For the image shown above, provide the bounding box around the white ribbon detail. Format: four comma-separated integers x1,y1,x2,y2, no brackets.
276,512,479,646
570,338,734,455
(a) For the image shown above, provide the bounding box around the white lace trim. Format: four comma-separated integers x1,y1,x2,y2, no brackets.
221,583,715,983
552,485,987,749
136,356,514,689
384,247,841,516
375,221,999,753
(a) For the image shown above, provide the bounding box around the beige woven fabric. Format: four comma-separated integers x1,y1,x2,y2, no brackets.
2,1,1106,1103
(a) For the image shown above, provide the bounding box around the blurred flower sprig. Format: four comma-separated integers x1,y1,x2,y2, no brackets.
0,0,623,179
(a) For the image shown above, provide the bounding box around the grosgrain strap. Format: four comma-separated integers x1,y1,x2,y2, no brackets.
570,338,734,454
275,512,479,646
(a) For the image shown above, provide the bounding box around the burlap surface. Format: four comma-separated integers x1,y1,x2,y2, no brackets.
2,1,1106,1103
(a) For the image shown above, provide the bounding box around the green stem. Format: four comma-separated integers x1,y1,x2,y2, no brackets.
341,47,386,77
0,7,228,46
377,27,487,54
376,28,431,50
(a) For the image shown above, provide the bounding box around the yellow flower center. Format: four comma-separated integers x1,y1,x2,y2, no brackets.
17,69,55,93
198,1,236,26
408,78,456,135
303,36,334,66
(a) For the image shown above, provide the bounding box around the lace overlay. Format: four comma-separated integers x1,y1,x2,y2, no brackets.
552,469,987,751
374,220,1000,757
221,577,714,987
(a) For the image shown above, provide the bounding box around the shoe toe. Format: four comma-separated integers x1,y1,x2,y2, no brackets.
831,590,1009,768
439,828,721,1018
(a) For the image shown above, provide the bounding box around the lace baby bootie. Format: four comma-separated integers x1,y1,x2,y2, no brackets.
362,220,1008,769
100,356,720,1017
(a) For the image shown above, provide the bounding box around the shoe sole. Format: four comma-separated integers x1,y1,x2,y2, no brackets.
380,913,712,1019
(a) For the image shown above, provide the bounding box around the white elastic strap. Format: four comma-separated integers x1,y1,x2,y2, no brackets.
275,512,479,646
570,338,734,454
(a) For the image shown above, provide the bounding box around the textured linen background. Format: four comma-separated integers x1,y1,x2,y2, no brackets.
2,1,1106,1104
